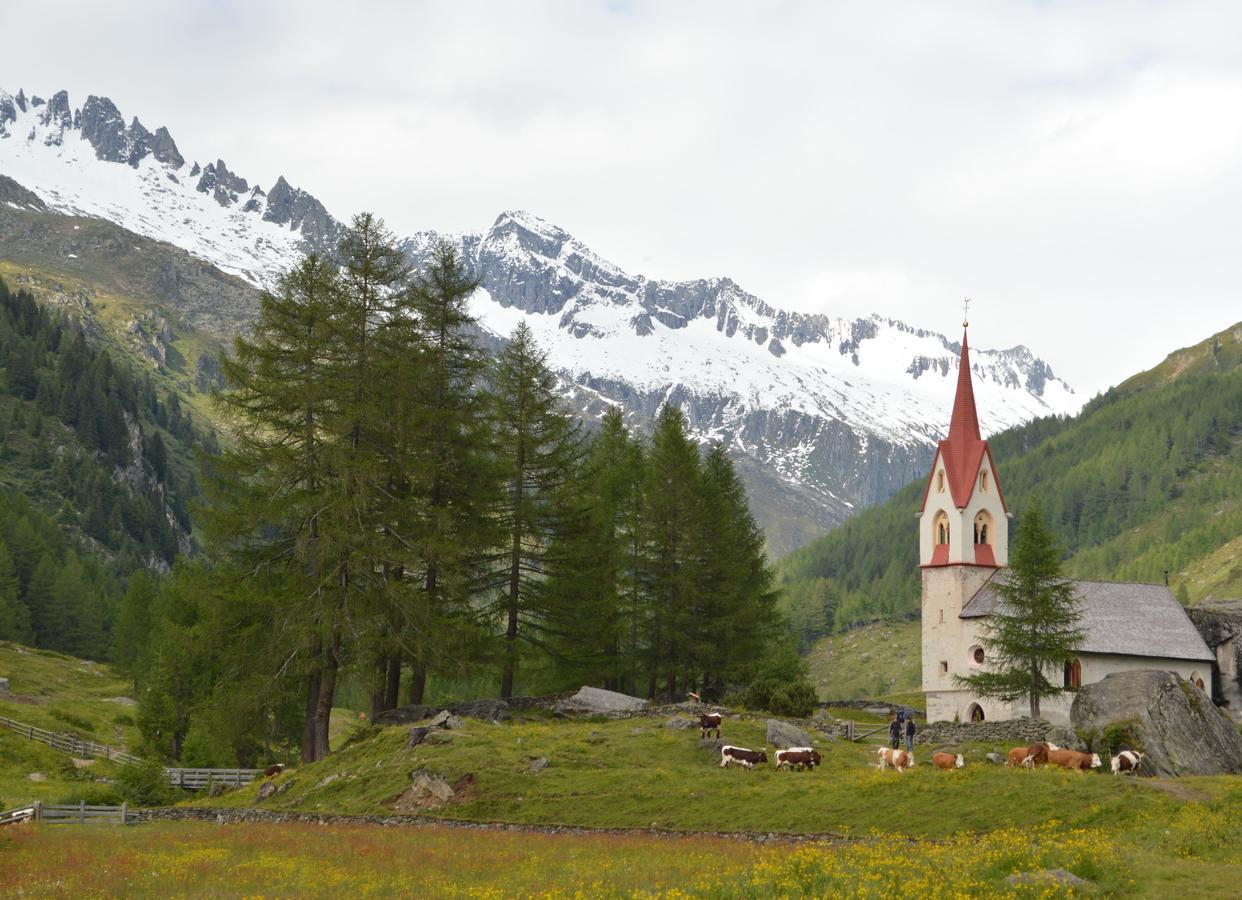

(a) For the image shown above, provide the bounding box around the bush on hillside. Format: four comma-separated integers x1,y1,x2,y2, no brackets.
115,758,179,807
55,782,124,806
740,678,818,718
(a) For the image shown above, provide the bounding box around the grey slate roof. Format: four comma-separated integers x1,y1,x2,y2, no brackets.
961,576,1214,663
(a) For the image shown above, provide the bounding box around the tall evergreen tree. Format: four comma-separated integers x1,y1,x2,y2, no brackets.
112,571,157,676
486,322,582,698
955,496,1085,718
0,539,31,642
641,405,702,700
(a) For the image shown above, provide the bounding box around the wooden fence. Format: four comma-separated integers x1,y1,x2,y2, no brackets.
0,715,261,789
0,801,138,826
165,767,261,789
0,715,140,764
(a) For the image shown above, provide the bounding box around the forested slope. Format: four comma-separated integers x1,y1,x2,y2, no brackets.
0,276,210,658
779,321,1242,648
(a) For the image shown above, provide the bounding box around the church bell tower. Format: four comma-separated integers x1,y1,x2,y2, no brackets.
920,315,1009,721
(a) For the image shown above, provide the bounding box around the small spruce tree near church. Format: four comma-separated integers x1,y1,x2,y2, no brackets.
954,496,1085,719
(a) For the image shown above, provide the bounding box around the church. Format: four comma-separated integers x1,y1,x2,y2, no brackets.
920,321,1214,725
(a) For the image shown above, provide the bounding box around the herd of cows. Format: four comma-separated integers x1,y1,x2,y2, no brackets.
700,714,1147,777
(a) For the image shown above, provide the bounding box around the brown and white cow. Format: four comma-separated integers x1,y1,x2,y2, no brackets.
720,745,768,769
876,746,914,772
700,713,723,739
1048,748,1102,771
1006,747,1034,768
263,763,286,778
1111,750,1145,776
774,748,821,771
932,752,964,770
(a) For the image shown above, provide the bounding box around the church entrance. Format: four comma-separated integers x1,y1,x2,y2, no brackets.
967,703,985,723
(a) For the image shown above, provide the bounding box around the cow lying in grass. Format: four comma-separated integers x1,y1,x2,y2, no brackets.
720,745,768,769
932,752,964,770
1048,748,1102,771
774,748,821,771
1111,750,1145,776
700,713,722,739
876,747,913,772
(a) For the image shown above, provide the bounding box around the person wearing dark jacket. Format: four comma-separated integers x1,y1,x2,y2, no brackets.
888,714,901,750
905,715,915,752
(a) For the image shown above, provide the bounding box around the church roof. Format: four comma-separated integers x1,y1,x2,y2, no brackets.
921,328,1008,512
961,577,1214,663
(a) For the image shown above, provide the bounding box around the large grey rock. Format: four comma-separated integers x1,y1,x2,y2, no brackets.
554,686,647,715
1044,725,1087,752
1071,670,1242,776
0,677,9,693
766,719,813,749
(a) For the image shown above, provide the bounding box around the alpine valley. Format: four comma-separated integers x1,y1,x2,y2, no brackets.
0,87,1080,553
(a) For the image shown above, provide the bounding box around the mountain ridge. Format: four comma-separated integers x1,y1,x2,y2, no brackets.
0,85,1079,552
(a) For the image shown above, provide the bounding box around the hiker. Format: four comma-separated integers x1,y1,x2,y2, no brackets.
888,713,901,750
904,714,915,752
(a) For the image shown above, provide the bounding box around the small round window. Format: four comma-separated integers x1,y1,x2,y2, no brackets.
968,645,985,668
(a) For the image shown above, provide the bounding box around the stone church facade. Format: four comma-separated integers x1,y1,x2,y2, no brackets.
920,325,1214,725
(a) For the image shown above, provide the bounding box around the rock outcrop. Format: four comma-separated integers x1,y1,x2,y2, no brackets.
1071,670,1242,776
765,719,814,749
554,686,648,716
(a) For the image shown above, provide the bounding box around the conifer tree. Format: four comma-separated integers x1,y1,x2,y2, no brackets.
486,321,582,697
112,571,157,675
955,496,1085,719
398,241,495,703
642,404,702,700
0,539,31,642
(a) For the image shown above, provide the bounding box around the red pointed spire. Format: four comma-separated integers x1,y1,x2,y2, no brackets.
948,327,981,445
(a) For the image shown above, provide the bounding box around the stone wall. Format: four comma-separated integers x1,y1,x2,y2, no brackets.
914,718,1056,748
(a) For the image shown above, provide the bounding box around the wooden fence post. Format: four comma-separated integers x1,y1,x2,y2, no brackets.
120,802,128,825
79,799,86,824
32,801,42,822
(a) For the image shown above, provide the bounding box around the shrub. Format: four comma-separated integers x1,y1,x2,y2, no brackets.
55,783,124,806
115,758,179,807
112,713,135,727
740,678,818,718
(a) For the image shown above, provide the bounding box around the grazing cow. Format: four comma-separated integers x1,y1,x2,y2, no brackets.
774,748,821,771
932,752,964,770
263,763,286,778
876,746,914,772
700,713,723,739
1111,750,1145,776
1006,747,1034,768
720,745,768,769
1048,748,1102,771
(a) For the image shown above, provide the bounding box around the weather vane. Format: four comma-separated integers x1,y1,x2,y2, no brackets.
962,297,971,328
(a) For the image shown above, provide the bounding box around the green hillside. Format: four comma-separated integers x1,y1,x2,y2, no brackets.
804,620,921,700
779,320,1242,646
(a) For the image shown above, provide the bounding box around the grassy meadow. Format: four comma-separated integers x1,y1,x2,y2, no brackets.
804,621,921,701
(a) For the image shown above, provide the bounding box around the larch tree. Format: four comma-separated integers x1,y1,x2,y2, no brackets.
487,321,582,698
955,496,1085,719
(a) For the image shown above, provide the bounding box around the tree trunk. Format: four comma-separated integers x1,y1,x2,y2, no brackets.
408,659,427,705
1030,660,1040,720
384,656,401,710
300,640,322,764
311,631,339,761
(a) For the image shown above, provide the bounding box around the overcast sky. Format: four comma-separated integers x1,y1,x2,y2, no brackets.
4,1,1241,397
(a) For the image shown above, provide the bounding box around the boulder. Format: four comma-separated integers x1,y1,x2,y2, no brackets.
698,738,726,755
1044,726,1087,752
527,756,550,774
766,719,813,749
256,781,278,801
554,686,648,716
985,752,1005,765
427,710,452,729
405,726,430,749
665,717,696,729
1006,869,1089,889
1071,670,1242,776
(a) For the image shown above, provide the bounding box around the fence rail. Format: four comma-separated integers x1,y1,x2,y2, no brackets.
0,715,261,789
0,715,140,764
0,801,138,827
165,767,261,789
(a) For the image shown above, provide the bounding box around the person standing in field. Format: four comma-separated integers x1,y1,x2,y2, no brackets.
888,712,901,750
904,714,915,752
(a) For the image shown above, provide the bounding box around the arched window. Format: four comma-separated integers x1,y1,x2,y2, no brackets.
936,470,946,493
973,510,993,545
1063,658,1082,692
968,703,985,723
933,511,950,546
980,470,989,492
1191,672,1206,691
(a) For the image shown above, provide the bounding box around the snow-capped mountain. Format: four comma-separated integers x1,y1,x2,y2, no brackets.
0,87,1080,553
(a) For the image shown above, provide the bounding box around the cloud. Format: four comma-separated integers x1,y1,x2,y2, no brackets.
3,1,1242,395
